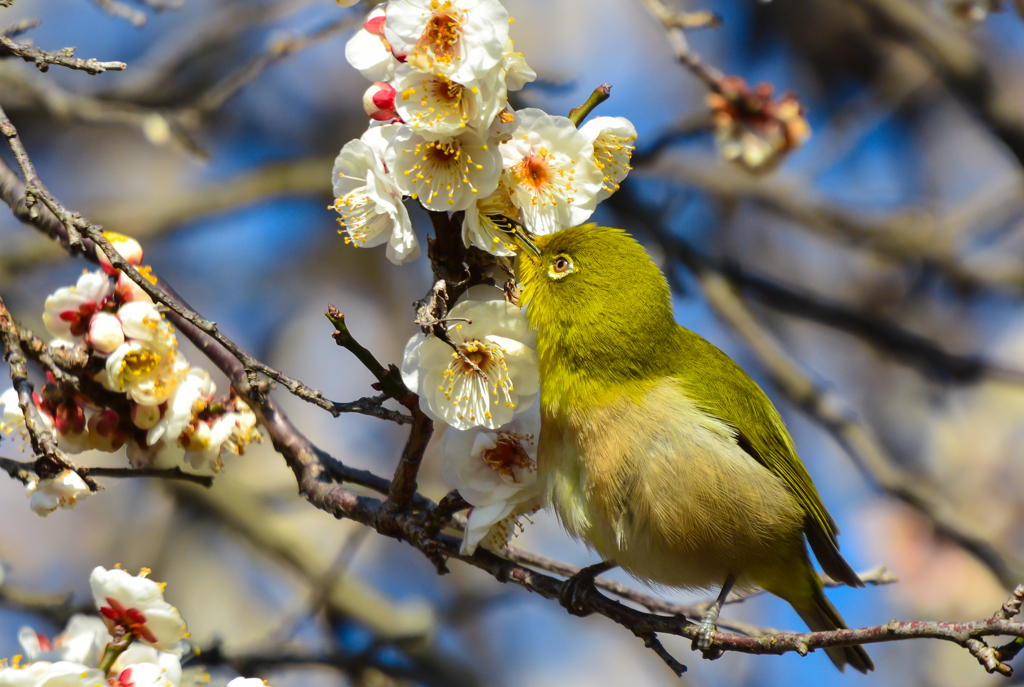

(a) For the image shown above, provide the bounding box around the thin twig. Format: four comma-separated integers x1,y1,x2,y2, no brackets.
0,456,214,487
568,84,612,127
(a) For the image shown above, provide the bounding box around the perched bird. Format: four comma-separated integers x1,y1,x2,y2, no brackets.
508,223,873,673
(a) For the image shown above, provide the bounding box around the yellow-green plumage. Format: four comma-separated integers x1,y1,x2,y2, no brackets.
517,224,873,673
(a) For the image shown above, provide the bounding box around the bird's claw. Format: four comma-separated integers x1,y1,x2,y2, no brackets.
559,571,598,617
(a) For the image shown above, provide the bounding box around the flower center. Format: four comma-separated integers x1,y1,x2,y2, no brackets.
100,597,158,644
513,154,550,192
59,300,100,337
482,434,535,481
118,348,161,384
440,338,516,424
415,1,464,66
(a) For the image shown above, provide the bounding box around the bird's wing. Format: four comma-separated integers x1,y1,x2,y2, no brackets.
674,327,864,587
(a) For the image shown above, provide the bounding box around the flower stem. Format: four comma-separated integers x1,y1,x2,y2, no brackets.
568,84,612,127
97,632,133,675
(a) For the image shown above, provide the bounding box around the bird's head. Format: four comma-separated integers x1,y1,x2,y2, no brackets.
505,223,678,382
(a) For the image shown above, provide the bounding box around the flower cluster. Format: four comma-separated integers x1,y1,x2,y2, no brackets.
707,77,810,172
337,0,639,551
0,234,261,517
0,567,267,687
335,0,638,263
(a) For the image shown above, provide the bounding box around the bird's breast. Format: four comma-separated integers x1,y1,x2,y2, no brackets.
538,378,806,590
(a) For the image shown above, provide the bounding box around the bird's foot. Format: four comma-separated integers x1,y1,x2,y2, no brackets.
696,615,718,652
558,560,616,617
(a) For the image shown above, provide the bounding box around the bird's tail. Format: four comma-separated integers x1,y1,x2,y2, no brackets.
793,581,874,674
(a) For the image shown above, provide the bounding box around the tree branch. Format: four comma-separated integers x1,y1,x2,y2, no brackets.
0,33,126,75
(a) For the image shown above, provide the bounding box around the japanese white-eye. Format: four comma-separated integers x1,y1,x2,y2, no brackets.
511,223,873,673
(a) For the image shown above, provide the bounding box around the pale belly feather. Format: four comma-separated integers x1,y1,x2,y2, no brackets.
540,379,807,591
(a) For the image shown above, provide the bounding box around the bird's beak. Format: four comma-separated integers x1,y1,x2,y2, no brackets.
490,214,541,257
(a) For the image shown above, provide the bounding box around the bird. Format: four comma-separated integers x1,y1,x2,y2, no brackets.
505,222,873,673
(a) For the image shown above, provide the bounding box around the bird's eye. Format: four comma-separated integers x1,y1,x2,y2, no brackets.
548,255,574,279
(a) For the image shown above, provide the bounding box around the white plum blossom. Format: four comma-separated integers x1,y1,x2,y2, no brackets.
25,470,91,518
110,644,182,686
89,567,187,652
345,7,399,82
180,401,260,474
0,387,27,439
384,0,509,85
402,285,538,430
500,37,534,92
443,405,542,553
0,661,106,687
578,116,637,201
392,126,501,211
332,138,420,265
393,66,505,137
226,680,266,687
462,177,520,256
41,271,112,344
102,302,188,405
109,661,178,687
146,368,214,448
500,109,604,235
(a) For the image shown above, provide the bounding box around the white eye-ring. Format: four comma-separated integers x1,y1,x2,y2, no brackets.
548,255,575,279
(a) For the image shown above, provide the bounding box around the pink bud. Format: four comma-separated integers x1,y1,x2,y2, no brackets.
55,400,86,436
116,271,153,304
95,232,144,275
131,403,162,430
86,311,125,355
363,82,397,121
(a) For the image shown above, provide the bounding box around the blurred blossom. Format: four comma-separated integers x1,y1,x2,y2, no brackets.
500,109,604,235
25,470,91,518
226,679,266,687
0,661,106,687
90,567,187,652
707,77,810,172
402,285,539,430
939,0,1003,21
18,615,109,666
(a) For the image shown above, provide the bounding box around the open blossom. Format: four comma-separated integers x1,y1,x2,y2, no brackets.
102,302,188,405
42,271,112,344
346,7,400,82
332,138,419,265
462,177,520,256
25,470,91,517
384,0,509,84
392,126,501,211
402,285,539,430
443,405,542,554
393,67,502,136
146,368,213,448
180,399,260,474
0,661,106,687
500,109,604,235
89,567,187,652
109,661,178,687
578,116,636,201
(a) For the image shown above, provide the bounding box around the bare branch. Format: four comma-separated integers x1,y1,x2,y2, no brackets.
0,34,126,75
0,455,214,487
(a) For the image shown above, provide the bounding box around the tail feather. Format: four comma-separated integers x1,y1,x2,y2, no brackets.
794,585,874,674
